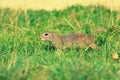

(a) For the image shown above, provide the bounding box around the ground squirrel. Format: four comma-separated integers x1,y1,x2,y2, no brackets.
40,28,106,49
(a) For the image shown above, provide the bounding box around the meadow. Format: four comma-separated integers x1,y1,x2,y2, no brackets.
0,5,120,80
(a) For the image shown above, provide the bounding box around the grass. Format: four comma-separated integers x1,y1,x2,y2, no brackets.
0,5,120,80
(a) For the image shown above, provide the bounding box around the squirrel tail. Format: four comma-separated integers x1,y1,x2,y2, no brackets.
93,28,107,36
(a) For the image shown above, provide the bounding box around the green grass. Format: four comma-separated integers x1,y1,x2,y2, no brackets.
0,5,120,80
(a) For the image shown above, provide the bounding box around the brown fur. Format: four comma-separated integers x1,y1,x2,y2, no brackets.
40,28,106,49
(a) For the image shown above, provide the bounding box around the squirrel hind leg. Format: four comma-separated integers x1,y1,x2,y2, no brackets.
89,43,100,50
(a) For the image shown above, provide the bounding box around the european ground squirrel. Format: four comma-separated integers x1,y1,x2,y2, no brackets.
40,28,106,49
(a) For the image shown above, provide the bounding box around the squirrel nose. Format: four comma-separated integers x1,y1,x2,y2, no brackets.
40,36,42,40
40,36,44,40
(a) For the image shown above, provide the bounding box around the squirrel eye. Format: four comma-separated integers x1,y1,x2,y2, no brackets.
45,33,48,36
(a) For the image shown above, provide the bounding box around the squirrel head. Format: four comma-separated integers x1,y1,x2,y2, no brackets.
40,32,59,42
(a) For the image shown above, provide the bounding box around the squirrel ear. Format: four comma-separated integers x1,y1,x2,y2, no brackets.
51,32,56,36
